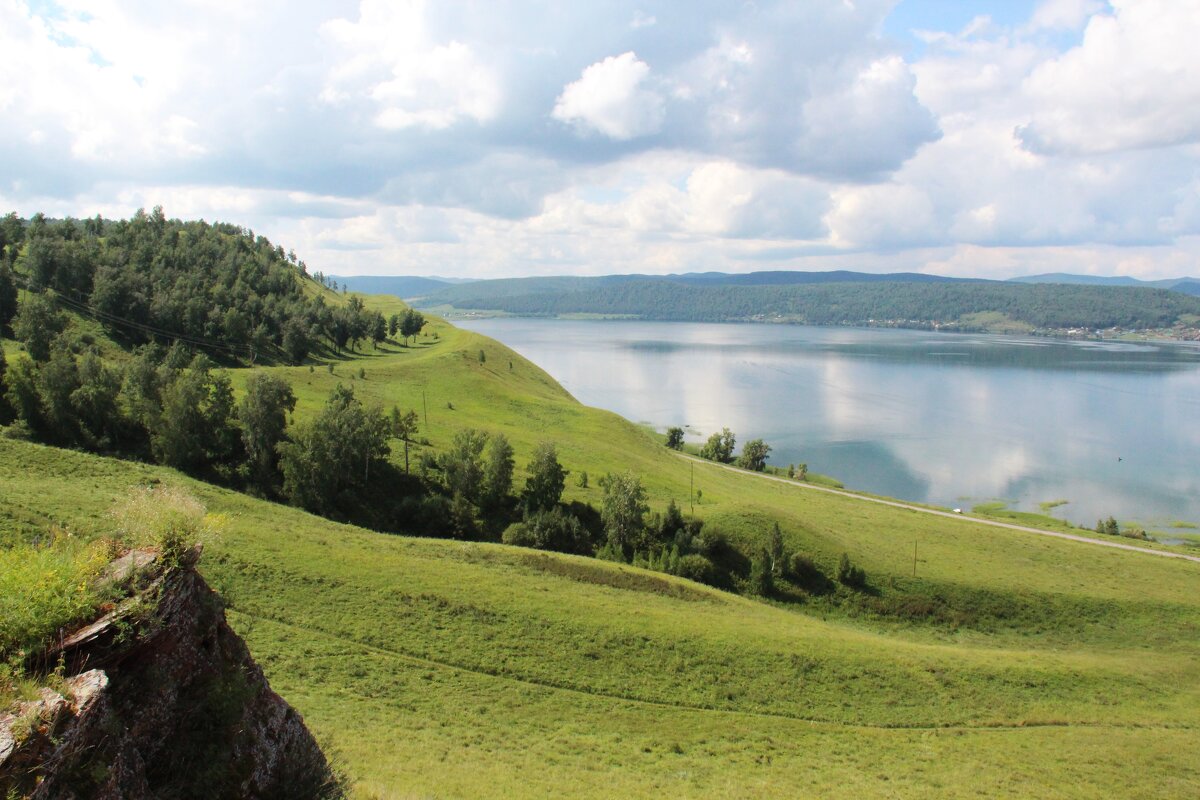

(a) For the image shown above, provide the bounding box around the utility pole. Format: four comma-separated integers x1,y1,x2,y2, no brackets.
690,461,695,516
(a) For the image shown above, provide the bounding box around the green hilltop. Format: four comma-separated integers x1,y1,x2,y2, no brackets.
2,213,1199,797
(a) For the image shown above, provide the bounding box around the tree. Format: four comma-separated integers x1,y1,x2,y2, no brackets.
71,350,123,449
0,262,17,333
699,427,736,463
658,499,685,544
522,442,567,514
278,384,391,514
151,367,209,471
665,426,684,450
36,341,82,443
390,406,420,473
281,317,314,364
737,438,771,471
0,213,23,258
439,428,488,505
239,372,297,491
748,548,773,596
387,313,400,337
0,346,9,424
599,471,648,560
449,492,477,539
767,522,785,576
4,355,42,430
151,358,240,476
836,553,866,589
12,293,66,362
797,463,808,481
399,308,425,345
370,311,387,348
481,433,515,511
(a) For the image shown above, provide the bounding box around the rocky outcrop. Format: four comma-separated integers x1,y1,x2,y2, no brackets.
1,548,340,799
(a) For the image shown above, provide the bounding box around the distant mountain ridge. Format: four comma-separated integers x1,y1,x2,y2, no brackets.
333,275,474,298
1011,273,1200,296
411,272,1200,335
411,269,976,306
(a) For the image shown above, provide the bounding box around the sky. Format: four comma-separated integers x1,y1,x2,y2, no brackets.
2,0,1199,280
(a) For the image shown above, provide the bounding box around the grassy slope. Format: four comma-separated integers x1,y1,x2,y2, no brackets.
3,294,1199,797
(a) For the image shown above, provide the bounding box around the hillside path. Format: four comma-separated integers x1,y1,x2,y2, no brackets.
674,453,1200,565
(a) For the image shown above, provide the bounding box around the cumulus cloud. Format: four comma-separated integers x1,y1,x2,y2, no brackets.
825,183,938,249
1018,0,1200,154
552,52,664,140
1025,0,1105,32
2,0,1198,280
321,0,501,131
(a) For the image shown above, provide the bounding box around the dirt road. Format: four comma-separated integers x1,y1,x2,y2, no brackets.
675,453,1200,565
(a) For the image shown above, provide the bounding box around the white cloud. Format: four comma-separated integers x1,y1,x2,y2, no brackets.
321,0,501,130
825,183,937,248
1018,0,1200,154
630,11,656,29
2,0,1199,281
1026,0,1104,32
552,52,664,140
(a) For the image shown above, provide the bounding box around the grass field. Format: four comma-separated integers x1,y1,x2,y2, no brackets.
3,296,1199,797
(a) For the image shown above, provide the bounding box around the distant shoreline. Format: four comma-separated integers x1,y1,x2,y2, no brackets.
437,306,1200,345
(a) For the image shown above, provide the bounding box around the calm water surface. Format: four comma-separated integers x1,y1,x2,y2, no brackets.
459,318,1200,529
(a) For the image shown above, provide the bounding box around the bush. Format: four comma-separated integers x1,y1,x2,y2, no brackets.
692,527,726,558
785,553,833,594
504,507,593,555
836,552,867,590
501,522,534,548
748,549,773,596
675,553,717,586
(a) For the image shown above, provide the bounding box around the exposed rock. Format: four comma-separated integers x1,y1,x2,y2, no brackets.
1,549,341,799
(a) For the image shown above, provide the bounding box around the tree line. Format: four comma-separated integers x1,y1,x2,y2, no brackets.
0,208,871,603
426,279,1200,331
666,424,775,472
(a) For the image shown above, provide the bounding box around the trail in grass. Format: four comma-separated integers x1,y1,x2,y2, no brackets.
675,453,1200,565
237,609,1194,734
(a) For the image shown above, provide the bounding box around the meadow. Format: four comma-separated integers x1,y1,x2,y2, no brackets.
2,297,1199,797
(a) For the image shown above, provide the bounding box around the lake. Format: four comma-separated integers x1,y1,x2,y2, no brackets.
458,317,1200,531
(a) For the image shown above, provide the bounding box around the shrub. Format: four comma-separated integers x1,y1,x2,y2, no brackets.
506,507,593,555
836,552,867,589
501,522,532,547
675,553,717,586
786,553,833,594
748,548,773,596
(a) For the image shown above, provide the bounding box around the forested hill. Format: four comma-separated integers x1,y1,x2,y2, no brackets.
0,209,395,363
419,279,1200,334
417,269,972,306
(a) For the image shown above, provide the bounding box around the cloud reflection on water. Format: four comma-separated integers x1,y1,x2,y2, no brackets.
462,318,1200,526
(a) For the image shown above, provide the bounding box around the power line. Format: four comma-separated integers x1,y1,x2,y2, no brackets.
50,290,256,359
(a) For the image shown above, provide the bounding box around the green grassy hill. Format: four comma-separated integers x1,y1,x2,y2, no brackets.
3,300,1199,797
